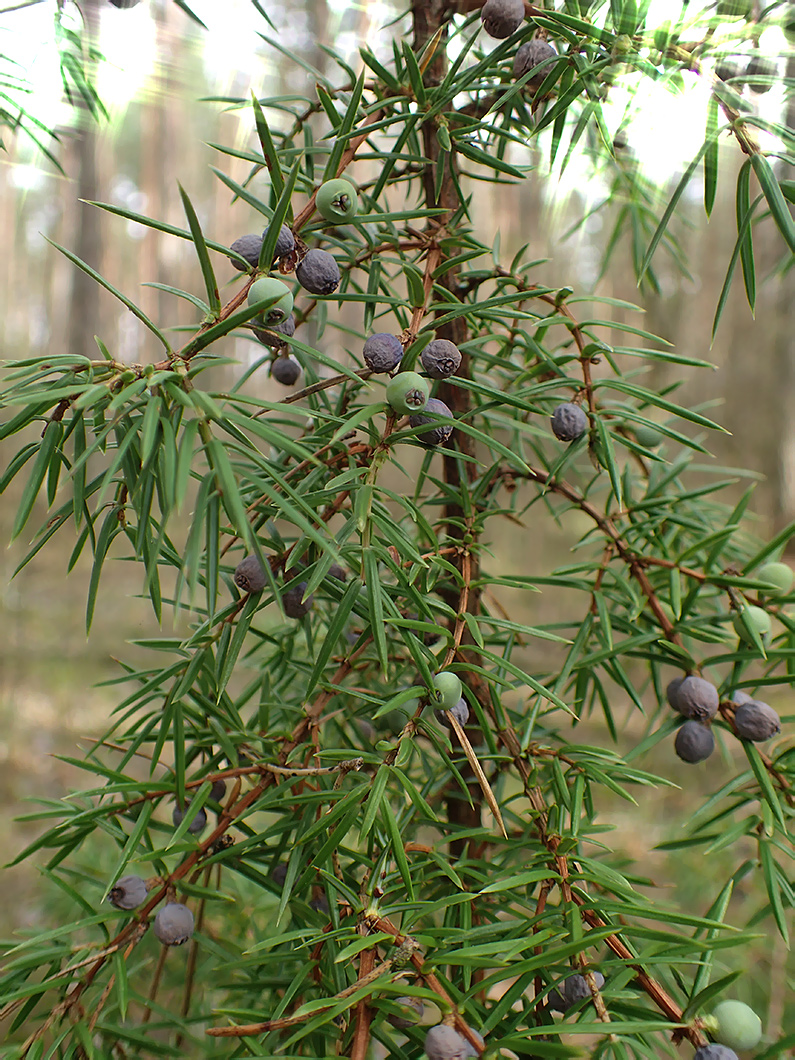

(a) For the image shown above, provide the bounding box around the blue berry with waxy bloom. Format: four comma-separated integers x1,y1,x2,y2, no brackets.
316,177,358,222
666,676,685,710
480,0,524,38
296,248,341,295
153,902,194,946
386,371,430,415
420,339,461,379
436,697,469,727
363,333,404,373
108,874,148,910
694,1047,738,1060
675,720,715,763
172,802,207,834
409,398,454,449
271,355,302,386
234,554,268,594
551,402,588,441
734,699,781,741
675,675,719,720
388,996,424,1029
424,1024,469,1060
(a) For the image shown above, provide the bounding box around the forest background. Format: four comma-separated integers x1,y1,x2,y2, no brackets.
0,0,793,1054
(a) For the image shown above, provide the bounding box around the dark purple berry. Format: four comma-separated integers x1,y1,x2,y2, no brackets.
283,581,313,618
514,40,558,91
420,339,462,379
229,234,263,271
296,248,341,295
409,398,454,448
172,803,207,835
328,563,348,582
263,222,295,261
271,355,302,386
253,313,296,348
424,1024,469,1060
234,555,268,594
675,721,715,763
550,402,587,441
548,973,605,1011
481,0,524,38
272,862,288,887
210,778,226,803
734,699,781,741
363,333,404,373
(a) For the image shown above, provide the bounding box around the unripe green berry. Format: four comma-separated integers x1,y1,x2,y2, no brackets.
432,671,462,709
710,999,762,1052
316,178,358,222
732,604,771,645
247,277,294,326
756,560,793,597
634,424,663,448
386,372,430,415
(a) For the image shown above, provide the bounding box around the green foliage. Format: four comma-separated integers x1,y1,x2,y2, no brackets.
0,1,793,1058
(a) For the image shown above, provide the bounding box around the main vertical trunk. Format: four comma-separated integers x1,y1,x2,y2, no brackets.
413,1,484,852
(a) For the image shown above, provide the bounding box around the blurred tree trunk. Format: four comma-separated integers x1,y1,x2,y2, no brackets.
773,56,795,533
66,0,103,359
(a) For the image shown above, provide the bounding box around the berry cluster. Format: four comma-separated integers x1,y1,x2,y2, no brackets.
227,180,460,451
667,675,782,763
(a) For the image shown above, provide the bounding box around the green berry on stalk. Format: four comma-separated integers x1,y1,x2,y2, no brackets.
707,999,763,1052
386,372,430,415
432,671,462,709
732,604,771,645
634,423,662,448
756,560,793,597
316,178,358,222
247,277,293,326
